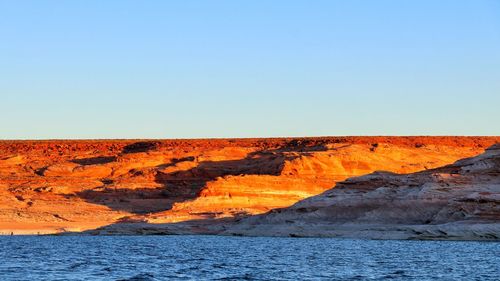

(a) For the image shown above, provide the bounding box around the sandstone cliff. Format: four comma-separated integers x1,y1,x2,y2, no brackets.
0,137,498,235
224,144,500,240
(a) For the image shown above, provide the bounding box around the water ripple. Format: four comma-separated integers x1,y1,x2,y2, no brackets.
0,236,499,280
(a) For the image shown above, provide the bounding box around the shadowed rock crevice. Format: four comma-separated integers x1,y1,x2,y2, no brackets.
74,188,175,214
122,141,159,154
71,156,117,166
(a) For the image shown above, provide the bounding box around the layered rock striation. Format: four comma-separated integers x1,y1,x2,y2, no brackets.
225,144,500,240
0,137,498,235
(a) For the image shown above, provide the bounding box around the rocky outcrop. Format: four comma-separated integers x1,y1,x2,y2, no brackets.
224,144,500,240
0,137,498,235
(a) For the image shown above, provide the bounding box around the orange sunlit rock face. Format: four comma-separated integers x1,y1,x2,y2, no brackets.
0,137,498,234
225,144,500,240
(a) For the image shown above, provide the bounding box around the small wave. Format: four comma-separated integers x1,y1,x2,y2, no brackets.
116,272,156,281
68,262,88,270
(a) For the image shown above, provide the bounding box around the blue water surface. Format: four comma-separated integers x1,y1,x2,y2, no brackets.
0,235,498,280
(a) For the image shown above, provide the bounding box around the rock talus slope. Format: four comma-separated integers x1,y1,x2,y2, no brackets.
226,144,500,240
0,137,498,235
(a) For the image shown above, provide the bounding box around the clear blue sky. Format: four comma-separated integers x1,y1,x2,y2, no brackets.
1,0,499,139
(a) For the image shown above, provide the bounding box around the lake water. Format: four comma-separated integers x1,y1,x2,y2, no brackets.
0,235,498,280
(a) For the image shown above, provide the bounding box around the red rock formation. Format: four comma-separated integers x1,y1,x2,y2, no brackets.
225,144,500,240
0,137,498,234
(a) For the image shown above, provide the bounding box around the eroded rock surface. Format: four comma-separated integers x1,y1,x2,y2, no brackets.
225,144,500,240
0,137,498,235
